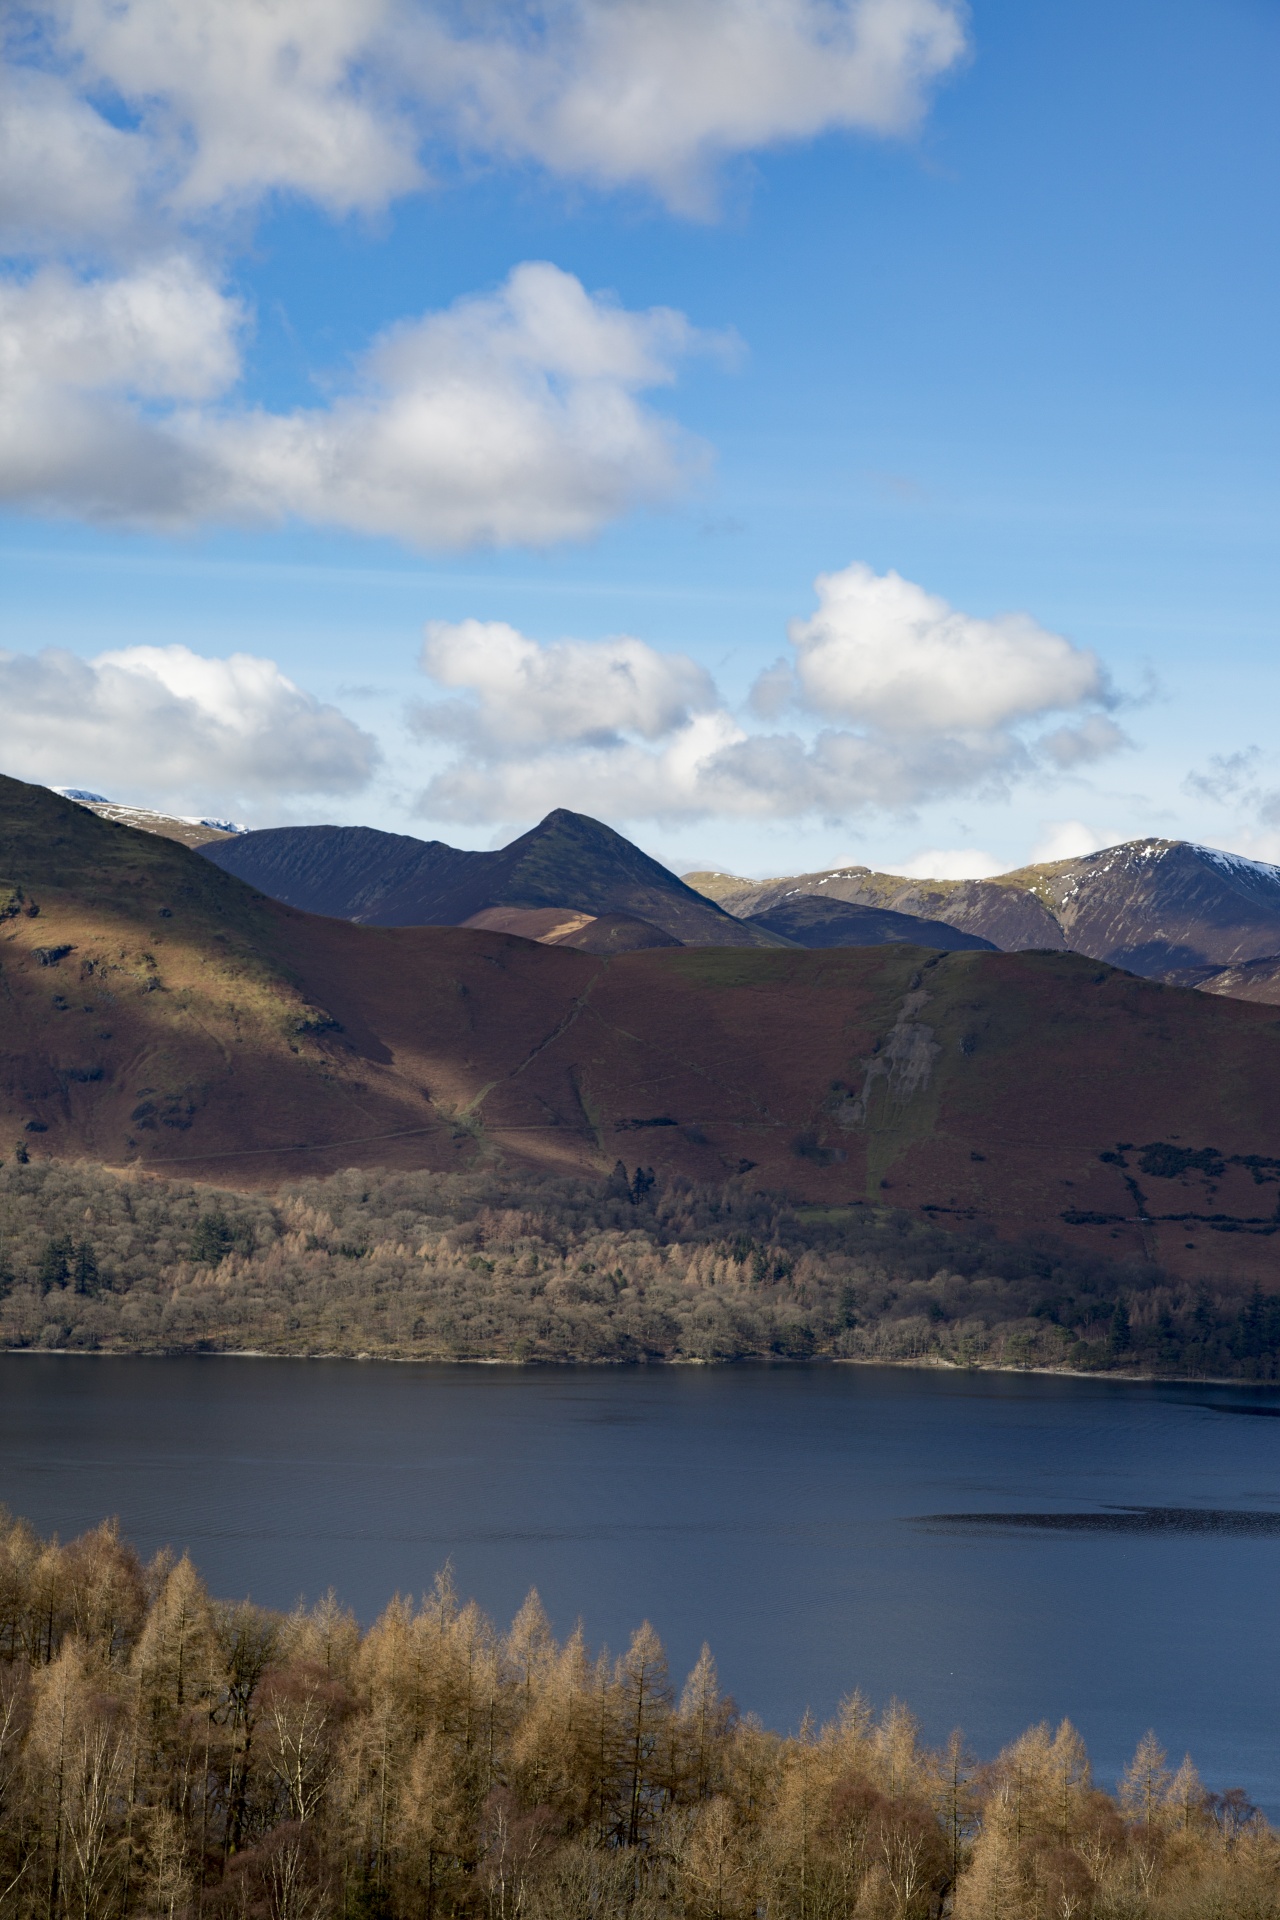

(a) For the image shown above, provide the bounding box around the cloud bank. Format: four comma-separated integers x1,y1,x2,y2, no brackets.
411,562,1121,825
0,260,708,544
0,644,378,811
0,2,966,545
6,1,967,243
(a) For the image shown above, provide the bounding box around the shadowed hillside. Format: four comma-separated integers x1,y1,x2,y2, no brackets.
201,808,783,947
744,895,996,952
7,777,1280,1281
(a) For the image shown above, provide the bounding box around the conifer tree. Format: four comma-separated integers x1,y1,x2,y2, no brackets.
953,1793,1027,1920
1121,1732,1172,1833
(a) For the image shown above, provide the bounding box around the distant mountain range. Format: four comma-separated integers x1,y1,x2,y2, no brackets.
8,773,1280,1284
49,788,1280,991
199,808,784,949
690,839,1280,982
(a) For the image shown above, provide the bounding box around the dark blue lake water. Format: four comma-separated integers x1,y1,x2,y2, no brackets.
0,1357,1276,1808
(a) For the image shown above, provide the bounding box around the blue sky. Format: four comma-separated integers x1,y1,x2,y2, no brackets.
2,0,1278,879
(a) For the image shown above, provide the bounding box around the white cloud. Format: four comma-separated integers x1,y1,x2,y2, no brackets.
31,0,421,230
878,848,1003,880
410,562,1124,827
0,62,150,253
775,563,1106,733
0,256,246,521
1028,820,1108,864
417,721,1025,825
0,256,241,398
408,0,969,216
2,2,966,546
0,644,378,810
0,260,708,545
9,0,966,242
414,618,717,751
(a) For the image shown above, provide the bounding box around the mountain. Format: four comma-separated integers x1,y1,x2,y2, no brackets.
52,789,246,849
1001,840,1280,974
201,808,783,948
690,866,1065,950
8,777,1280,1283
1163,955,1280,1004
743,896,996,952
689,839,1280,978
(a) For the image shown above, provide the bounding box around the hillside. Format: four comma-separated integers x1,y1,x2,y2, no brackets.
201,808,782,947
690,838,1280,977
4,777,1280,1282
744,895,996,952
1164,955,1280,1005
462,905,681,952
690,866,1065,950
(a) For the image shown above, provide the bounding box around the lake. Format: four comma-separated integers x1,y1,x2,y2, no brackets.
0,1356,1277,1809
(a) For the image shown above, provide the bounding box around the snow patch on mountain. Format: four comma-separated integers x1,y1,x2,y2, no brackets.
1190,843,1280,886
51,786,248,834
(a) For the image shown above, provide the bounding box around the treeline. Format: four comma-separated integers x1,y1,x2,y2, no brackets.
0,1160,1277,1376
0,1510,1271,1920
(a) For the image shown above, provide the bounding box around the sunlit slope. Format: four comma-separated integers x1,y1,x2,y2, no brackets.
0,776,473,1170
205,913,1280,1281
5,776,1280,1279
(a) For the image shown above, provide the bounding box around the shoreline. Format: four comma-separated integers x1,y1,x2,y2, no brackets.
2,1344,1273,1389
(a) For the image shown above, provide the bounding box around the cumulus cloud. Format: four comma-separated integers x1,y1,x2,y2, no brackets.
2,2,967,543
0,61,150,253
417,719,1030,824
412,619,717,751
0,644,378,811
0,260,707,544
407,0,969,216
7,0,966,244
410,563,1124,826
772,563,1106,734
1028,820,1108,863
53,0,422,222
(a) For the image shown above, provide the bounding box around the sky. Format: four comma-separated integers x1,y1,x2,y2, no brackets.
2,0,1279,880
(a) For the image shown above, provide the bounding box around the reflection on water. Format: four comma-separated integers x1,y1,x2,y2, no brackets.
924,1507,1280,1533
0,1356,1277,1810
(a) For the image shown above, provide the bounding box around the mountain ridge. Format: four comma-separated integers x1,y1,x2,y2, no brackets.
201,808,787,948
689,837,1280,978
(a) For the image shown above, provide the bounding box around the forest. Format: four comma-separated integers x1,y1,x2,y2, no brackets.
0,1510,1271,1920
1,1159,1279,1377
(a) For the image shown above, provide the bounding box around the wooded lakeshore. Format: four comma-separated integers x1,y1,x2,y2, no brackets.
2,1161,1280,1379
0,1510,1272,1920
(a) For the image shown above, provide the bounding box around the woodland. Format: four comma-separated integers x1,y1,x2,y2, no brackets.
0,1509,1271,1920
0,1161,1278,1377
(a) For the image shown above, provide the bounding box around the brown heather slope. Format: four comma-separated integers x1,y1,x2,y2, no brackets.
6,779,1280,1282
1164,955,1280,1004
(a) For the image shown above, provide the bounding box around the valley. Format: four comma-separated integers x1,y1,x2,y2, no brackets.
7,779,1280,1295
